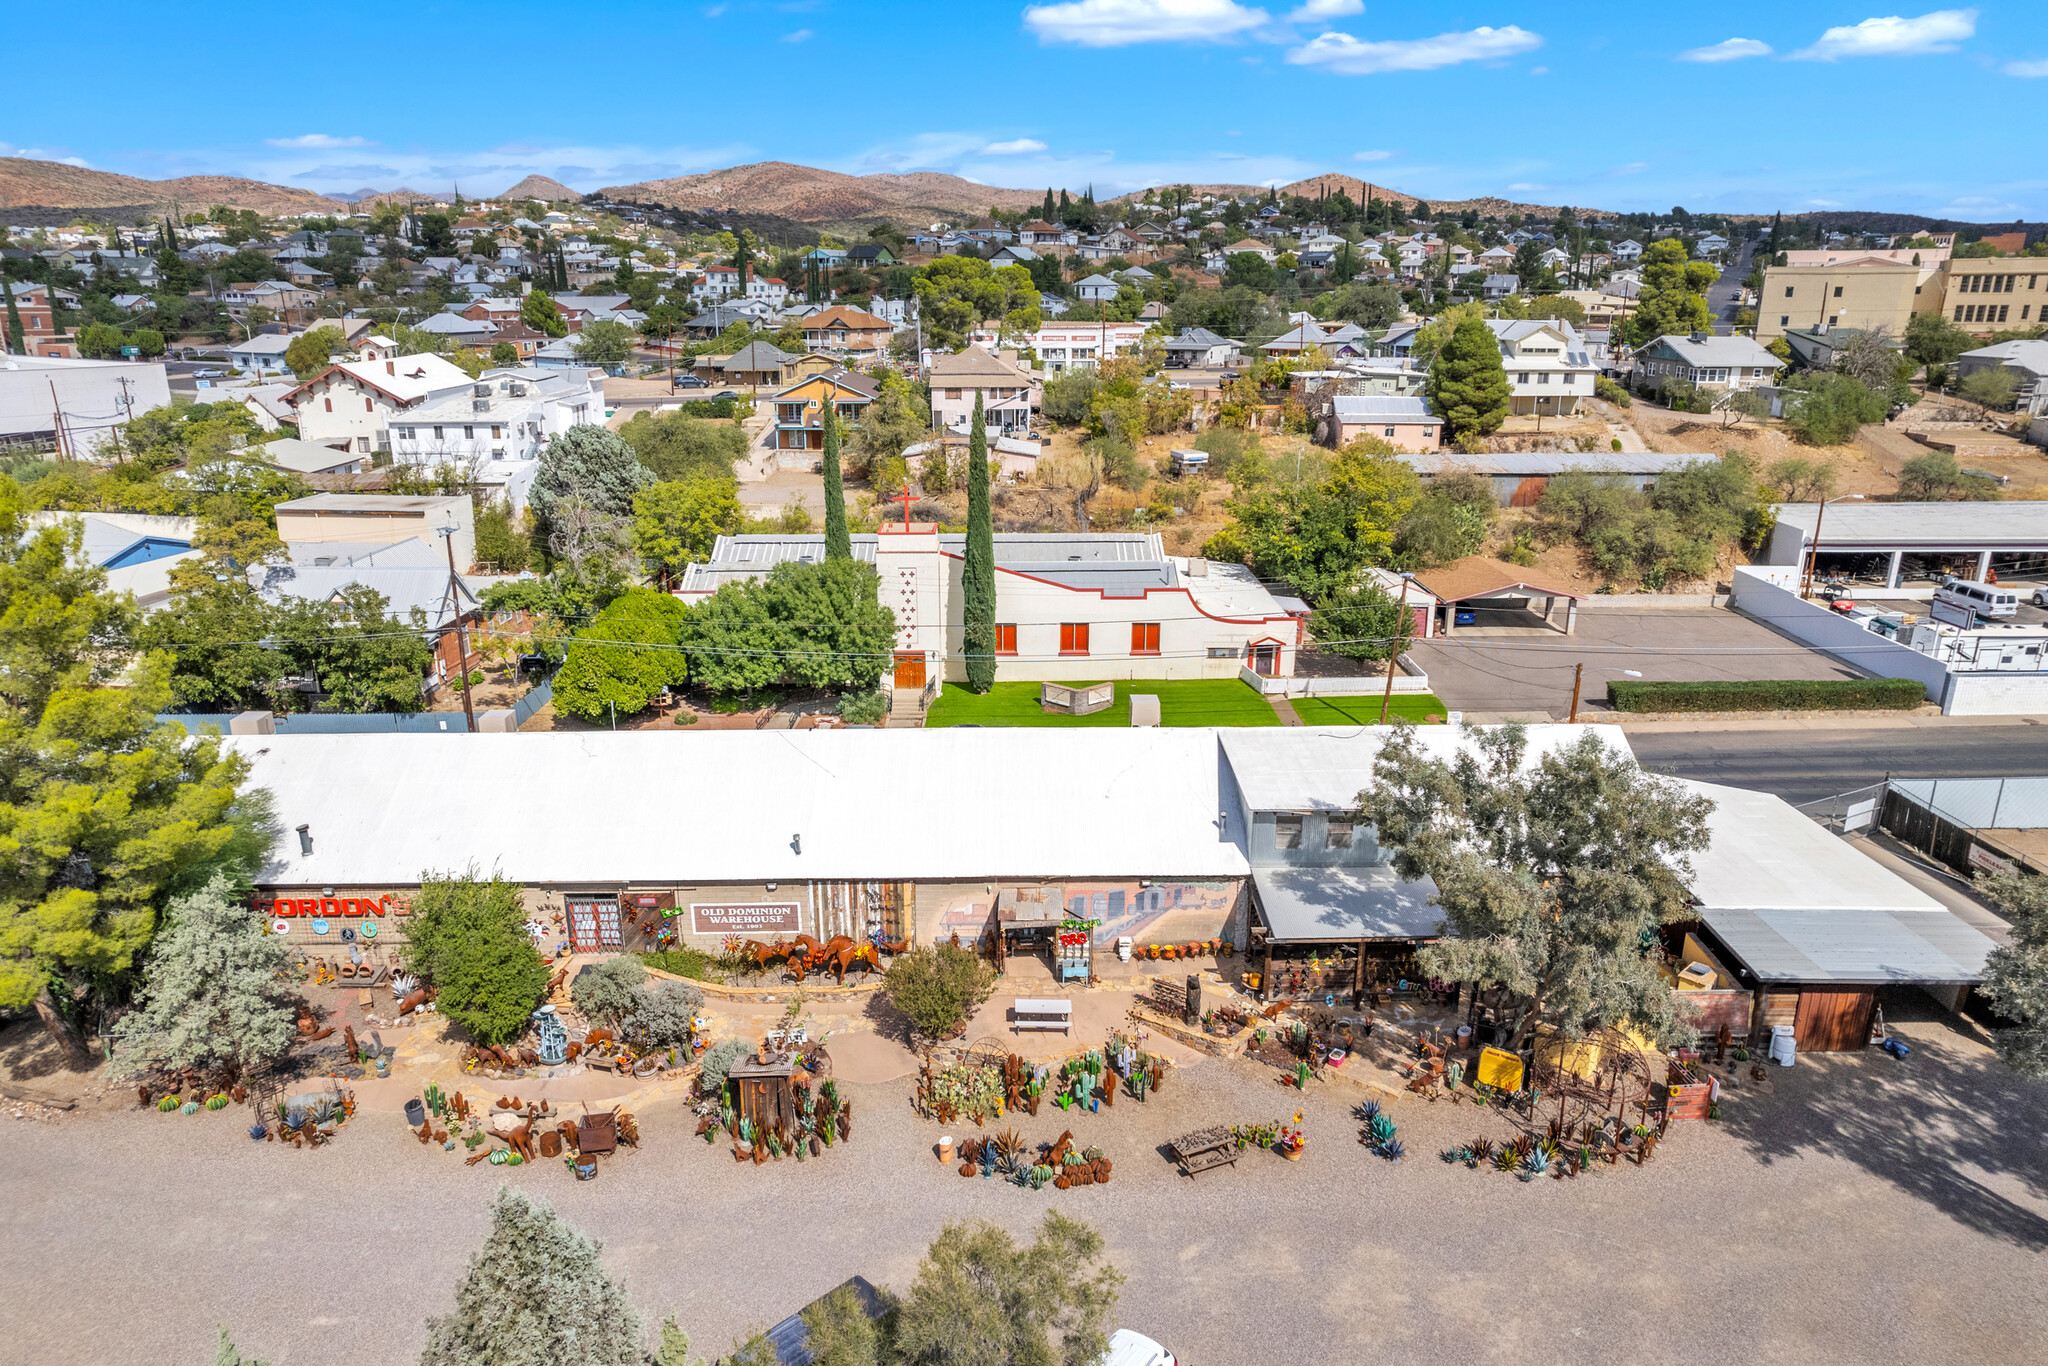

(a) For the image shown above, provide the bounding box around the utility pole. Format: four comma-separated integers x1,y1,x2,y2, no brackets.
440,525,477,733
1568,662,1585,724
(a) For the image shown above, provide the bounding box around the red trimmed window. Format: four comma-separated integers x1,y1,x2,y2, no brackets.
1059,623,1090,656
996,624,1017,655
1131,623,1160,655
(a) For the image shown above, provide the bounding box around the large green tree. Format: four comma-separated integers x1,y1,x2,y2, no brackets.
682,559,894,697
420,1188,640,1366
573,319,638,369
892,1212,1123,1366
962,391,996,692
401,870,551,1046
1202,446,1420,599
1356,723,1713,1052
553,588,691,722
530,426,655,563
110,873,295,1078
632,479,741,580
616,410,747,483
1628,239,1718,345
1307,576,1416,663
1976,872,2048,1077
284,326,343,381
1426,314,1511,444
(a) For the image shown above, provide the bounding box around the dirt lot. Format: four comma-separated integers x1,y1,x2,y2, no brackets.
3,988,2042,1366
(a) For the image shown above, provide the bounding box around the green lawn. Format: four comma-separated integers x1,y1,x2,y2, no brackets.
1287,694,1448,726
925,679,1282,728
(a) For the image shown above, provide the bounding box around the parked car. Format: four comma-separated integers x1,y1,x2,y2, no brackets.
2030,587,2048,608
192,368,224,378
1103,1330,1174,1366
1453,609,1476,627
672,374,708,389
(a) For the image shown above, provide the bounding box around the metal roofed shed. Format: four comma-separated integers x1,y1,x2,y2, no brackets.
1218,725,1630,812
1405,451,1714,508
1676,778,1998,1050
1765,500,2048,588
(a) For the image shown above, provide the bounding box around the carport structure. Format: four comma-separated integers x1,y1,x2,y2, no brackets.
1767,501,2048,588
1415,563,1579,636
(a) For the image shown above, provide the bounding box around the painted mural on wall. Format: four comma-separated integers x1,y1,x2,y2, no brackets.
916,880,1243,949
1066,881,1242,946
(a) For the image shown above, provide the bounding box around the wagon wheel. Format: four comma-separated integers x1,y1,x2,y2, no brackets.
965,1036,1011,1076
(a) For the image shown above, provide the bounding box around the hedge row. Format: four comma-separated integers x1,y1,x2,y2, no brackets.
1606,678,1928,713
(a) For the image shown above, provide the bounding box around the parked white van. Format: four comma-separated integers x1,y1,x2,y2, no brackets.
1934,579,2018,621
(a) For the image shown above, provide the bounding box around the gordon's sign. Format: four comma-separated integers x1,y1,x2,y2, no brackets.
259,893,411,919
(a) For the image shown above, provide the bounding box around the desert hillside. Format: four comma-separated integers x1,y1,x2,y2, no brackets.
0,158,346,216
601,160,1041,222
499,175,579,203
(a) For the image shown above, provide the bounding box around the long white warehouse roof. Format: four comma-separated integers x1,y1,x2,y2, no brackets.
230,730,1251,886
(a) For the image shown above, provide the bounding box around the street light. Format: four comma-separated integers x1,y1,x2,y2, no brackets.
1568,665,1641,723
1801,493,1865,600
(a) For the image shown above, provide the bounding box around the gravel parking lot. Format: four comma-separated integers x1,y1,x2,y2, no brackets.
4,993,2044,1366
1413,605,1864,719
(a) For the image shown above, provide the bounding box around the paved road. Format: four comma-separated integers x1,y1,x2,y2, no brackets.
1629,722,2048,804
1707,238,1753,335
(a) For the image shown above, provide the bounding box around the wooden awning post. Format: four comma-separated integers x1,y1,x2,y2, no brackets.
1353,937,1367,1006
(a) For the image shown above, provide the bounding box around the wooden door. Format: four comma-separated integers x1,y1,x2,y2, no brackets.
893,652,925,689
1794,986,1875,1052
1251,643,1279,676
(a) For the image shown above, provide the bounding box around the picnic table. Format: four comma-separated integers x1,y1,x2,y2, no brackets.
1169,1125,1238,1178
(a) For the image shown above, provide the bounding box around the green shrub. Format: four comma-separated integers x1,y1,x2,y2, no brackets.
1595,376,1632,408
401,870,551,1046
641,947,717,979
883,943,997,1041
699,1037,750,1094
1610,438,1623,452
1606,678,1927,713
838,689,889,724
629,978,704,1047
570,955,649,1025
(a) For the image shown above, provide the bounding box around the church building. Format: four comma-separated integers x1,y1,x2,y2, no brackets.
675,524,1303,686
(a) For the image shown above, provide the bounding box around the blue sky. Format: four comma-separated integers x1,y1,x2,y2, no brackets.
5,2,2046,218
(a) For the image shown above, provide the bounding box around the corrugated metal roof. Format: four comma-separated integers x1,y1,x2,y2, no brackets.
1700,908,1992,983
1331,395,1439,422
1253,865,1441,942
232,730,1250,886
1677,780,1942,912
1220,726,1632,813
1407,452,1714,477
681,533,1179,595
1773,501,2048,548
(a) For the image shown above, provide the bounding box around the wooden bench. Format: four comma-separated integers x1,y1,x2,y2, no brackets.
1010,998,1073,1036
1169,1125,1239,1178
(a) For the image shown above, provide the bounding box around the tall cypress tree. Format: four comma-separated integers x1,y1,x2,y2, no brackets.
1042,188,1055,220
962,391,996,693
822,402,849,561
3,284,23,355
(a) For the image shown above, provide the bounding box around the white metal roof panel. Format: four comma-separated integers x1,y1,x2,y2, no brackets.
229,730,1250,887
1252,866,1441,941
1219,725,1634,813
1678,780,1944,913
1700,908,1993,983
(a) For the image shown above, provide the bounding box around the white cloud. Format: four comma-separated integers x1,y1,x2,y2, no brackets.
1023,0,1269,47
1287,25,1542,74
1529,65,1548,75
1793,9,1975,60
1677,37,1771,63
1352,149,1393,162
983,138,1050,155
1610,161,1649,176
1807,198,1843,208
264,134,373,149
781,27,813,41
2005,58,2048,77
1,142,90,167
1286,0,1361,19
703,3,728,14
1507,182,1541,192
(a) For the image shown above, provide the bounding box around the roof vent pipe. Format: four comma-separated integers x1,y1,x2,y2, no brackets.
296,824,313,857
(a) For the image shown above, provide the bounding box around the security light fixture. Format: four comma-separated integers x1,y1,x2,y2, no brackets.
297,824,313,857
